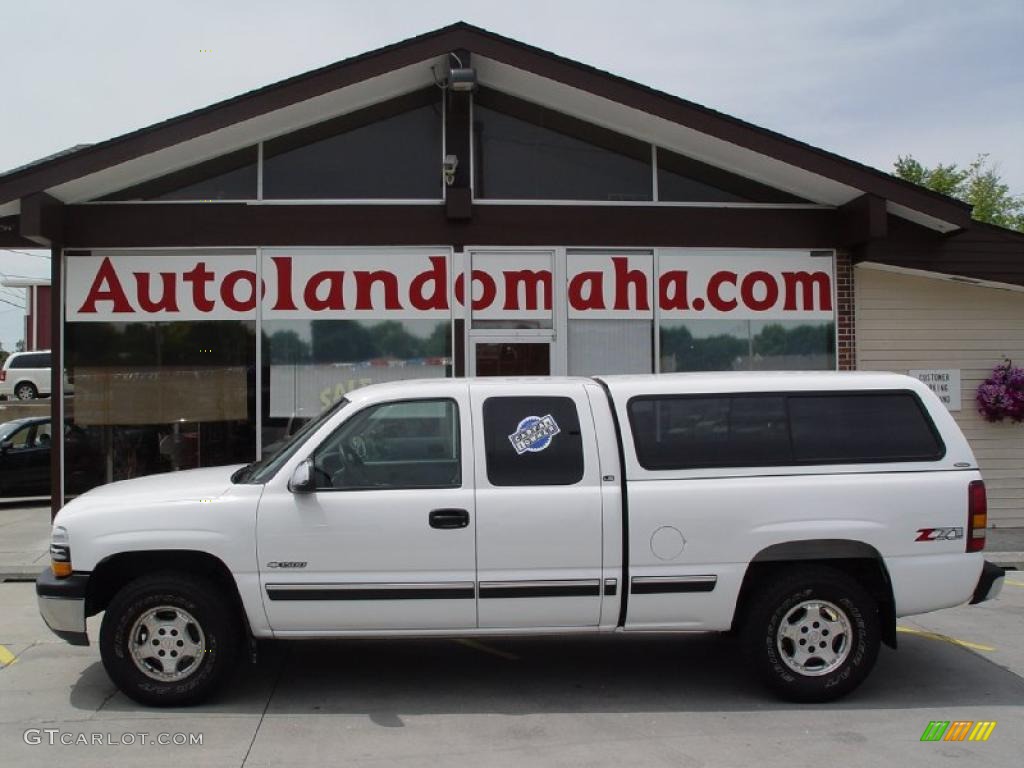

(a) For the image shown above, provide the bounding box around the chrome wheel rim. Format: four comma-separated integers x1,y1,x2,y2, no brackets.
128,606,206,682
15,385,34,399
776,599,852,677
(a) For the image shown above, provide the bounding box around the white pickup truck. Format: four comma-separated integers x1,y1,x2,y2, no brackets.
36,372,1004,706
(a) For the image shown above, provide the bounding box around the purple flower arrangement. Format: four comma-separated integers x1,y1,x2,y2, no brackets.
976,360,1024,422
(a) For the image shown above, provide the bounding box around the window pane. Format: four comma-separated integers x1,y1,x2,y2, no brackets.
790,394,943,463
751,321,835,370
263,94,442,199
474,343,550,377
100,147,258,201
262,318,452,454
660,320,835,372
628,395,789,470
64,318,257,493
657,147,807,203
473,98,652,201
483,396,584,486
568,319,652,376
314,399,460,490
660,319,749,372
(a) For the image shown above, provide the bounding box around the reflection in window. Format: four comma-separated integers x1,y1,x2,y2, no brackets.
262,319,452,455
64,320,258,491
629,395,790,469
660,320,835,372
99,147,258,201
473,91,652,201
313,399,460,490
263,91,442,199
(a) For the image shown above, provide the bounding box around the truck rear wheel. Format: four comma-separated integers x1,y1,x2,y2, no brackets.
99,571,239,706
741,566,880,702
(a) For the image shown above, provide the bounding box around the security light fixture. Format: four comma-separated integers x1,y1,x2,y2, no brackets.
447,66,477,92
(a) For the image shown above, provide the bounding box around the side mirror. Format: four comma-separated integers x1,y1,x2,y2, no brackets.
288,459,316,494
0,440,12,452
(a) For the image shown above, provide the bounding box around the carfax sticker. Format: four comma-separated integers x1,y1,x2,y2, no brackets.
508,414,560,455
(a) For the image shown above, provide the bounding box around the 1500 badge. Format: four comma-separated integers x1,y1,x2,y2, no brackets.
915,527,964,542
266,561,307,568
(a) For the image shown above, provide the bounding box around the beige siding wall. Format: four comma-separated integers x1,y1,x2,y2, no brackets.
856,265,1024,527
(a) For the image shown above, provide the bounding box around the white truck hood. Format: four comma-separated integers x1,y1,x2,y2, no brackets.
63,464,245,511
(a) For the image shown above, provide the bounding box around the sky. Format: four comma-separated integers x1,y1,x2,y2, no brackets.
1,0,1021,351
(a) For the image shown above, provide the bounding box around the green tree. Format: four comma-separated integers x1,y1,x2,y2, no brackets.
894,154,1024,232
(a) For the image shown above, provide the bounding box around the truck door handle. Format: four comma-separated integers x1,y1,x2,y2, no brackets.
429,509,470,529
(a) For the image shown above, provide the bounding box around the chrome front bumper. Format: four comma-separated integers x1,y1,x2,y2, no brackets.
35,570,90,646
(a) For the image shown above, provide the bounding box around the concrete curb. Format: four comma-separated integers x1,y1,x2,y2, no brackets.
989,552,1024,570
0,567,43,581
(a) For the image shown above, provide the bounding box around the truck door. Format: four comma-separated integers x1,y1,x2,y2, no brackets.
470,382,604,628
256,389,477,632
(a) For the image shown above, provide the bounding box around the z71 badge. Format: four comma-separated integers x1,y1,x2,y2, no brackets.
915,527,964,542
508,414,561,455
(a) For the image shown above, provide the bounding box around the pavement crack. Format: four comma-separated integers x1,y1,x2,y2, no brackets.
94,683,120,713
240,643,289,768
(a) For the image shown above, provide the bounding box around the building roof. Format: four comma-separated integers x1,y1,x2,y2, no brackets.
0,22,975,232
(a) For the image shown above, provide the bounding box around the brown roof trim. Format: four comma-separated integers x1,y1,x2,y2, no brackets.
60,202,840,250
856,216,1024,286
0,22,972,228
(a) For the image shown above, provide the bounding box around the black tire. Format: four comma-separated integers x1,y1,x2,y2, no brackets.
99,571,239,706
15,381,37,400
741,566,880,702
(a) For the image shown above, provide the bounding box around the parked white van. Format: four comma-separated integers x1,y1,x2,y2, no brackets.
0,350,69,400
36,372,1004,705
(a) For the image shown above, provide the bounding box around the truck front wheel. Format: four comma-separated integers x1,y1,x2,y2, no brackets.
99,571,239,706
741,566,881,702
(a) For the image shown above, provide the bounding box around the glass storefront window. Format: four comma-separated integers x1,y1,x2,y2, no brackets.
659,319,835,372
64,320,257,493
262,318,452,456
568,319,653,376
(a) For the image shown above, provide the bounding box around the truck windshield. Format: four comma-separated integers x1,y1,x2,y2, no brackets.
232,398,349,485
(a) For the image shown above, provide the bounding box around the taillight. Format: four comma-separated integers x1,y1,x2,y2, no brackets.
967,480,987,552
0,370,6,382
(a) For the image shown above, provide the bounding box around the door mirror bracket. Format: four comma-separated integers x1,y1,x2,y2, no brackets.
289,459,316,494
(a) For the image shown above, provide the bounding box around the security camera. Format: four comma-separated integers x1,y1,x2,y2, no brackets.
442,154,459,186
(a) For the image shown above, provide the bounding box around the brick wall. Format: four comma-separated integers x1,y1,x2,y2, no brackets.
836,250,855,370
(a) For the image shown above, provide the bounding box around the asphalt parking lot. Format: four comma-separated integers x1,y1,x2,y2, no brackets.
1,577,1022,767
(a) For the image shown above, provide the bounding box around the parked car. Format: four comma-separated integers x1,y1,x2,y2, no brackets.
0,417,101,497
36,372,1004,706
0,350,73,400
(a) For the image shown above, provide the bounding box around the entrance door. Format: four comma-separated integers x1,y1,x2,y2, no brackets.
472,339,551,376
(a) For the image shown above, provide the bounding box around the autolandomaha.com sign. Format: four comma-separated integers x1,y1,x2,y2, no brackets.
65,248,834,322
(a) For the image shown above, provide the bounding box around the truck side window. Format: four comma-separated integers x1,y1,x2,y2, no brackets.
789,393,944,463
312,399,461,490
629,390,945,470
629,395,789,470
482,396,584,486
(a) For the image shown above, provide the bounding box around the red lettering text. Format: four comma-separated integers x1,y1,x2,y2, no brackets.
78,257,132,314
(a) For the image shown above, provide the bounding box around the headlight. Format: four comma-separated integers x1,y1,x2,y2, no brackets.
50,525,72,578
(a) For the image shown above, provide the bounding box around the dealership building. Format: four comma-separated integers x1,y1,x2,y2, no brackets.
0,23,1021,522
